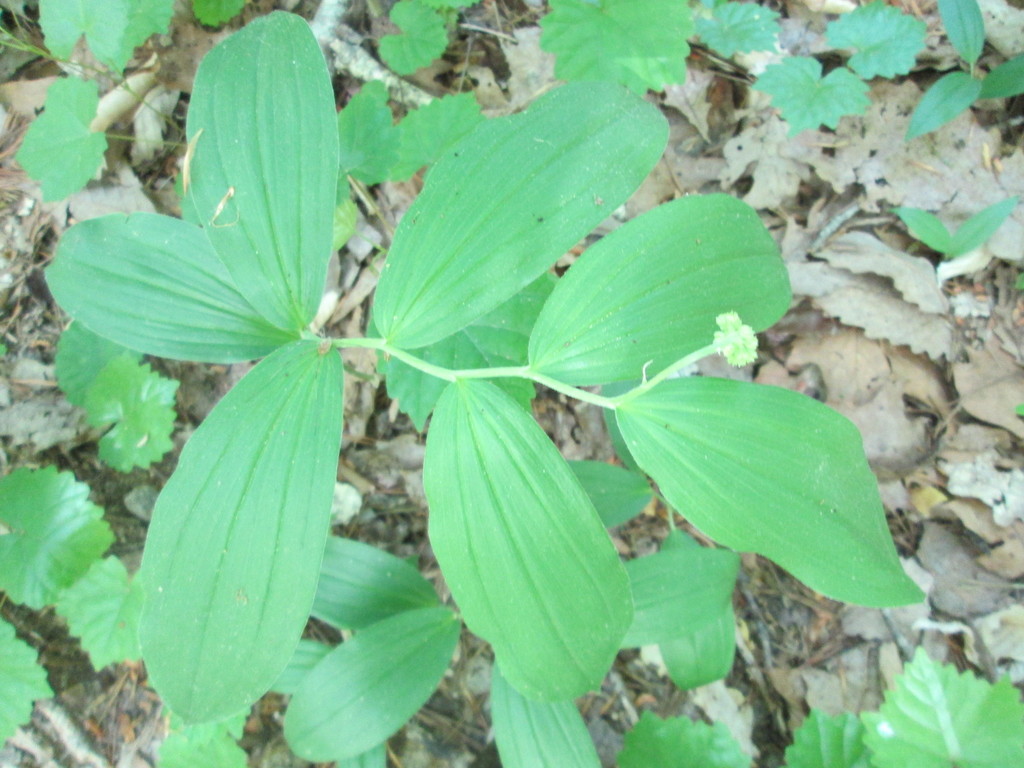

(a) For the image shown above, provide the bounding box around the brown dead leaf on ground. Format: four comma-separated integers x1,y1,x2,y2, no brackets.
953,335,1024,441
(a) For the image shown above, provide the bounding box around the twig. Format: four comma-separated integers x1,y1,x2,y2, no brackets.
35,699,112,768
459,22,518,43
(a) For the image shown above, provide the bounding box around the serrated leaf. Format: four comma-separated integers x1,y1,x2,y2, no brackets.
284,607,459,761
311,536,438,630
862,649,1024,767
39,0,129,67
616,378,923,607
893,207,954,254
826,2,926,79
938,0,985,65
659,609,736,690
338,81,401,185
541,0,693,93
784,710,871,768
187,12,338,332
121,0,174,68
373,82,667,350
906,71,982,140
423,380,633,700
391,92,484,181
491,663,601,768
695,2,780,58
0,467,112,610
619,711,750,768
755,58,870,135
528,194,789,385
949,196,1019,256
379,1,449,76
48,213,299,363
980,55,1024,99
568,460,651,528
84,355,178,472
193,0,245,26
384,275,553,429
15,77,107,201
56,322,140,408
0,620,53,745
158,719,248,768
271,639,332,695
55,556,143,669
622,544,739,648
139,341,343,723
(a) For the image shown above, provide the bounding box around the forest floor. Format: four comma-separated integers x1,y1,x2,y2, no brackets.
1,0,1023,766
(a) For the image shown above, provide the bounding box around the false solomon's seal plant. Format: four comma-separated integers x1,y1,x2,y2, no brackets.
46,11,922,762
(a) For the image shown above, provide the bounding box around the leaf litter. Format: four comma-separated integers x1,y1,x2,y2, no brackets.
2,0,1024,766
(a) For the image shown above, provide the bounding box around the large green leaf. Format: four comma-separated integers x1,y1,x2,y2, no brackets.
616,379,923,607
139,340,343,723
186,12,338,331
622,543,738,648
529,195,789,385
373,82,667,350
55,322,140,407
0,467,112,610
906,72,982,141
384,275,553,429
283,607,459,761
784,710,871,768
47,213,297,363
861,649,1024,767
271,639,331,695
423,380,632,699
311,536,438,630
491,664,601,768
0,619,53,745
619,711,749,768
659,610,736,690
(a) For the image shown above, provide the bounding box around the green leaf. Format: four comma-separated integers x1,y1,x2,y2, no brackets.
423,380,633,700
491,663,602,768
825,2,926,79
312,536,438,630
528,194,789,385
55,556,143,669
0,467,112,610
949,196,1019,256
373,82,667,349
419,0,477,7
158,718,248,768
39,0,129,67
616,378,923,607
391,92,484,181
659,610,736,690
338,81,401,185
568,460,651,528
284,607,459,761
15,77,107,201
192,0,245,26
784,710,871,768
338,744,387,768
123,0,175,65
754,58,871,135
619,711,750,768
139,341,343,723
695,2,780,58
541,0,693,93
980,55,1024,99
378,1,449,76
48,213,298,363
862,649,1024,767
187,12,338,332
271,639,332,695
893,207,954,253
906,71,982,140
56,322,140,408
938,0,985,65
622,544,738,648
84,355,178,472
0,619,53,745
384,275,553,429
